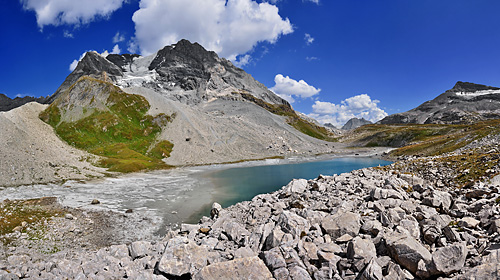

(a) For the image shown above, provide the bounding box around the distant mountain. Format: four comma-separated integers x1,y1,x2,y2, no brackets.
342,118,372,130
379,81,500,124
0,94,47,112
41,39,336,168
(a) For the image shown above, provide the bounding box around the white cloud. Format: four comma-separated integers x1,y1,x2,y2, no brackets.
305,0,320,4
63,30,74,38
306,56,318,61
113,31,125,43
270,74,320,103
131,0,293,63
21,0,126,28
111,44,121,54
69,52,87,71
233,54,252,68
309,94,388,127
305,33,314,45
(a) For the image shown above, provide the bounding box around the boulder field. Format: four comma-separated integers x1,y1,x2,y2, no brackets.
1,166,499,279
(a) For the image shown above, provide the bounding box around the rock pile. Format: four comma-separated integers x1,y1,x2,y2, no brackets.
2,167,500,279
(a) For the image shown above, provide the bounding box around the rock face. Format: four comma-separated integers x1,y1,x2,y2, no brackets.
0,93,47,112
38,39,338,167
341,117,372,130
379,81,500,124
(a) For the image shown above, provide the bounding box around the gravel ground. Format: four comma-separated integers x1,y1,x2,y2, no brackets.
0,103,107,187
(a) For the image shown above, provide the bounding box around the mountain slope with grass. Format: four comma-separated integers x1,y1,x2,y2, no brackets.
40,76,174,173
41,39,338,167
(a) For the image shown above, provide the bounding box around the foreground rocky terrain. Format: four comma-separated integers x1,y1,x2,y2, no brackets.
2,142,499,279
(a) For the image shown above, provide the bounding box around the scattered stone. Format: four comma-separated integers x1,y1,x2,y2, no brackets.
91,199,100,205
194,256,272,280
432,242,467,275
321,211,360,239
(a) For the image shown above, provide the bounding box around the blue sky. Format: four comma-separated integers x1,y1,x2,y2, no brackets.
1,0,500,126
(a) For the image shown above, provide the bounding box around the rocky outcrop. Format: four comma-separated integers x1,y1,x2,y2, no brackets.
379,81,500,124
3,164,500,279
342,117,372,130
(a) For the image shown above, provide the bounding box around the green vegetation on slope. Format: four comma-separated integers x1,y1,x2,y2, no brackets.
0,198,62,242
238,92,337,142
346,120,500,157
40,76,174,173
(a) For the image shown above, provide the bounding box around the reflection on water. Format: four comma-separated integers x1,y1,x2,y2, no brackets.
0,157,390,236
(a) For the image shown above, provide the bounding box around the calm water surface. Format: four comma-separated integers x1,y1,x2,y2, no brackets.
189,157,391,222
0,156,391,234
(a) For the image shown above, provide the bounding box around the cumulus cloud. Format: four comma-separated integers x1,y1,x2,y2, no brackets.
21,0,126,28
270,74,320,103
131,0,293,63
113,31,125,43
308,94,388,127
304,33,314,45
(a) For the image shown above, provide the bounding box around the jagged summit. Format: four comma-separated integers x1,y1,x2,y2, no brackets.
379,81,500,124
48,39,285,106
451,81,500,92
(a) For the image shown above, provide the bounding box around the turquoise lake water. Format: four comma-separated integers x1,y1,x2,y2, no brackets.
189,157,391,221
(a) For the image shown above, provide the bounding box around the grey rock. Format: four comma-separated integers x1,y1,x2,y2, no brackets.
356,258,383,280
432,242,467,275
443,226,461,243
277,210,309,238
458,217,480,229
360,220,383,236
422,224,441,245
261,248,286,271
233,247,256,259
347,237,377,261
399,219,420,240
422,190,453,211
194,256,273,280
264,226,285,250
288,265,313,280
321,211,361,239
285,179,309,194
386,232,432,274
110,244,130,259
271,267,290,280
223,221,250,243
454,263,500,280
158,236,208,277
129,241,152,260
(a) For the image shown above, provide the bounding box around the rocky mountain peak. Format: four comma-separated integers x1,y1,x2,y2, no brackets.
342,118,372,130
149,39,219,71
450,81,500,93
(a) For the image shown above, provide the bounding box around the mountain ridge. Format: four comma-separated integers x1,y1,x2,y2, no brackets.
379,81,500,124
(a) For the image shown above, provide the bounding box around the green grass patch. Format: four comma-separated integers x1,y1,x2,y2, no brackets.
237,92,337,142
0,198,61,237
346,119,500,157
41,76,174,173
